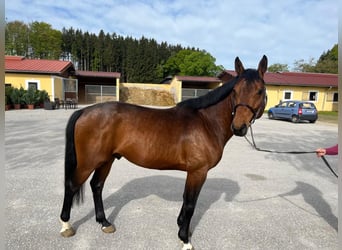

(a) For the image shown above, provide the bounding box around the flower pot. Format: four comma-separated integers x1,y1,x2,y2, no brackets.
27,104,35,110
14,104,21,109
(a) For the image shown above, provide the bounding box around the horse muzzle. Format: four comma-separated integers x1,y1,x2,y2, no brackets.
231,123,248,137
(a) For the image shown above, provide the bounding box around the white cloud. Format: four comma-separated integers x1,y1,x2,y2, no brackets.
5,0,337,70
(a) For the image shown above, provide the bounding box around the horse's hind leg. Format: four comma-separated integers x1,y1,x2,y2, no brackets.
90,159,115,233
60,182,78,237
60,170,92,237
177,170,207,250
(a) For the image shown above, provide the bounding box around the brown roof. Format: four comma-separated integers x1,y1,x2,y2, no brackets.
76,70,121,78
5,56,74,75
264,71,337,87
175,75,221,83
224,70,337,88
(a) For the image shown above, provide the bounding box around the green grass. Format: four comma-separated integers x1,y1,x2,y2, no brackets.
317,111,338,124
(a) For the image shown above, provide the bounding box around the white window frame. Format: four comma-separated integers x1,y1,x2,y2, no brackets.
25,79,41,90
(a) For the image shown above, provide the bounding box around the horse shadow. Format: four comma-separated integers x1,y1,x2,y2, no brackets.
279,181,337,231
73,175,240,233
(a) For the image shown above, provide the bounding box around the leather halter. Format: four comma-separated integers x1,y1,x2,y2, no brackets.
231,103,259,124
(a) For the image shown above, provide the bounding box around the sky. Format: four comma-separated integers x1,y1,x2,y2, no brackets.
5,0,338,70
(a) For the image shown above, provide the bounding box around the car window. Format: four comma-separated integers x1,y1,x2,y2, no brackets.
302,103,315,109
288,102,296,107
279,102,287,108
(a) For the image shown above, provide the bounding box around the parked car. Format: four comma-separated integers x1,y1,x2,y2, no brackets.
268,100,318,123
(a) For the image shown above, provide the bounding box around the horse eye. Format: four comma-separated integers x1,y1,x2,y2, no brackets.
257,88,264,95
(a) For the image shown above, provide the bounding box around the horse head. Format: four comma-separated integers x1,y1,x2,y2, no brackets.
230,55,268,136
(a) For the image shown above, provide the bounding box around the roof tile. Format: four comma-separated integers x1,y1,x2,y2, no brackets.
5,56,74,74
224,70,337,87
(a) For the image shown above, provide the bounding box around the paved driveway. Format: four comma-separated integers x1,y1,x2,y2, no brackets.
5,107,338,249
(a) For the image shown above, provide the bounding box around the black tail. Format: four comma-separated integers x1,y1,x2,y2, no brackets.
64,109,84,205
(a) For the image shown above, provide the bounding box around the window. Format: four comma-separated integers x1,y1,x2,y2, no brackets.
333,92,338,102
25,80,40,90
288,101,296,107
283,90,292,100
326,92,338,102
28,82,38,90
279,102,288,108
308,91,318,101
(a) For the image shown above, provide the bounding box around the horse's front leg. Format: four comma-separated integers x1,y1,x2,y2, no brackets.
177,170,207,250
90,161,116,233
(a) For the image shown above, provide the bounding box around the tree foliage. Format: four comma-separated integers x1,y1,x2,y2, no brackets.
29,22,62,59
267,63,289,72
5,21,29,56
293,58,316,72
163,49,224,76
314,44,337,74
292,44,337,73
267,44,337,74
7,20,220,82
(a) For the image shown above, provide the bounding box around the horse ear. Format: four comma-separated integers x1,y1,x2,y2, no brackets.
258,55,268,78
235,57,245,76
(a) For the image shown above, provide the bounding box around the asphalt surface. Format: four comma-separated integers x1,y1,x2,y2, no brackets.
5,107,338,250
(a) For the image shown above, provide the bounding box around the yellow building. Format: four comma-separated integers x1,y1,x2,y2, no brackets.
5,56,120,104
5,56,76,101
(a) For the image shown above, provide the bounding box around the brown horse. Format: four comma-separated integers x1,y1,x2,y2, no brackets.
60,55,268,250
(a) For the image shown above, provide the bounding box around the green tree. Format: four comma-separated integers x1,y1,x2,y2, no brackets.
292,44,337,73
268,63,289,72
5,20,29,56
29,21,62,59
314,44,337,74
7,20,223,82
164,49,223,77
293,58,316,72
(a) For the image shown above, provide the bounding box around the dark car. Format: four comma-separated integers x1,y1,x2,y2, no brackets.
268,100,318,123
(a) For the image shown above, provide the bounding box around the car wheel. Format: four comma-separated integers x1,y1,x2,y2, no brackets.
309,120,316,123
268,112,274,119
291,115,299,123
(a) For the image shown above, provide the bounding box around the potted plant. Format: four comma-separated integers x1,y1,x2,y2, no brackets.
23,86,38,109
10,87,22,109
38,90,49,108
5,86,13,110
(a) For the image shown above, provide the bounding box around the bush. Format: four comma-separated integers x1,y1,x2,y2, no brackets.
38,90,49,103
23,86,39,105
5,86,14,105
10,87,22,105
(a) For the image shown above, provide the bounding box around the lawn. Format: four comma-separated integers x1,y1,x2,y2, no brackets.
318,111,338,124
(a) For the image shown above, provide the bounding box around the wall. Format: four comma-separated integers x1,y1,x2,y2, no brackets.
52,76,64,100
266,85,338,111
5,73,53,98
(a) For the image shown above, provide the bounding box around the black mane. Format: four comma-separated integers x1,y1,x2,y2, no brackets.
176,76,237,110
176,69,261,110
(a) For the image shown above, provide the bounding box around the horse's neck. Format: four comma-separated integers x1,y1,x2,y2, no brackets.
199,97,234,146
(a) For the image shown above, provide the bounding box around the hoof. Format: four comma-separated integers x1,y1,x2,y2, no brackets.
60,227,76,237
101,224,116,234
181,242,193,250
60,219,75,237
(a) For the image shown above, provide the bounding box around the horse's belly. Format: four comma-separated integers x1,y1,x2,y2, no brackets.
125,155,186,171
